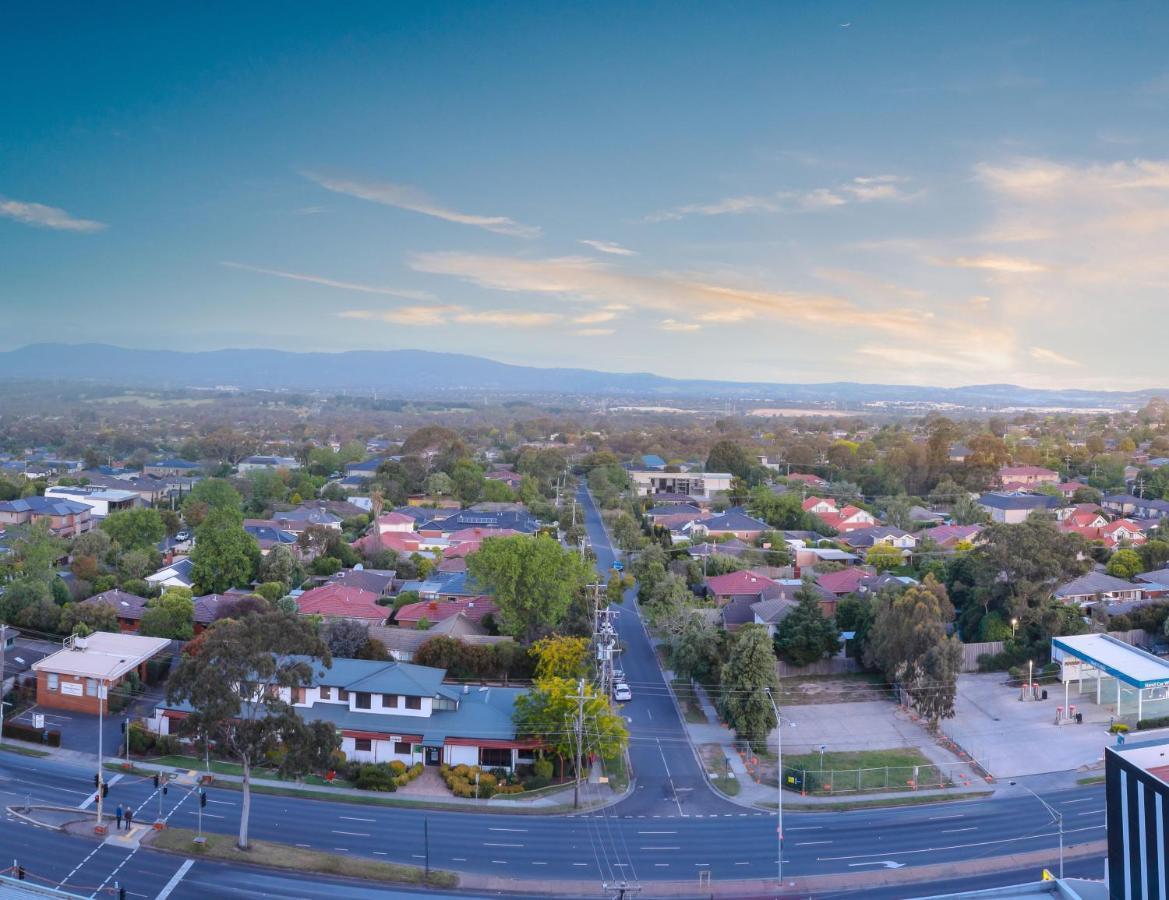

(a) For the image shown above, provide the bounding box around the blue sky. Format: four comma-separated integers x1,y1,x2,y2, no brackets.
3,2,1169,388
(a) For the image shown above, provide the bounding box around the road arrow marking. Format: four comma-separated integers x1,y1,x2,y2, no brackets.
848,861,905,869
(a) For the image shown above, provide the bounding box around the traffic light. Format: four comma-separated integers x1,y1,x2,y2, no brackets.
120,720,126,734
162,784,168,796
93,774,100,789
199,789,207,808
152,774,160,789
17,865,25,880
101,783,108,798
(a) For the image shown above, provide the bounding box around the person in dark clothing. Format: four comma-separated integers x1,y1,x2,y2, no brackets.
115,804,123,830
124,808,133,830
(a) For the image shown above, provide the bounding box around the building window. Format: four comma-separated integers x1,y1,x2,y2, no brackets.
339,689,349,702
382,694,399,708
292,687,306,704
394,741,412,755
480,747,512,768
355,692,372,710
355,738,373,752
86,678,97,697
320,686,331,700
405,695,422,710
47,673,58,692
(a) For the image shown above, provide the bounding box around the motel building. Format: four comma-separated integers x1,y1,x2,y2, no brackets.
32,632,171,715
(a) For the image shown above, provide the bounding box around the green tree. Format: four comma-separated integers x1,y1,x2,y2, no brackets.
101,508,165,552
1107,548,1143,580
706,440,753,480
259,543,300,589
140,587,196,640
882,495,915,531
1140,540,1169,573
610,511,644,551
59,600,119,635
950,493,990,526
182,478,243,527
72,529,113,563
669,613,722,683
425,472,455,497
191,508,260,594
718,624,779,751
747,486,832,534
467,535,593,641
166,611,335,849
773,578,839,666
7,521,66,583
865,575,962,730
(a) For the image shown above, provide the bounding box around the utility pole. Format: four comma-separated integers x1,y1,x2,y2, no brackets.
95,676,106,831
571,678,586,810
766,688,784,891
0,624,7,744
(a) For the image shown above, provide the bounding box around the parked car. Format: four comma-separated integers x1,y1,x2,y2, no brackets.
613,683,632,702
175,530,191,542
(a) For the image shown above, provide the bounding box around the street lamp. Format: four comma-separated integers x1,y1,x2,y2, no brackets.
765,689,797,891
1009,781,1063,878
1011,618,1018,638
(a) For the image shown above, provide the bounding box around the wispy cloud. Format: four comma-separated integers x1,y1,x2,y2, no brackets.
578,239,637,256
659,319,701,332
0,196,105,232
339,306,559,328
647,175,909,222
223,261,434,300
302,171,540,238
931,254,1050,273
1030,346,1082,367
573,310,620,325
575,328,614,337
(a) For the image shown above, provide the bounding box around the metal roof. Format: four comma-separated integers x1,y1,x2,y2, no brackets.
1052,634,1169,688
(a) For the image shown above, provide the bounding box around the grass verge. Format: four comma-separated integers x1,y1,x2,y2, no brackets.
602,751,629,793
671,679,708,724
765,790,995,813
150,756,351,787
1076,775,1106,786
0,742,50,758
150,827,457,887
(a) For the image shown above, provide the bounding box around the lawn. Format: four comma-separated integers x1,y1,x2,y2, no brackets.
671,679,708,723
698,743,742,797
150,827,457,887
151,755,352,788
601,751,629,793
0,742,50,758
781,747,945,795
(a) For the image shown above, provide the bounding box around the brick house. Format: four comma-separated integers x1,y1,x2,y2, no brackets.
32,632,171,715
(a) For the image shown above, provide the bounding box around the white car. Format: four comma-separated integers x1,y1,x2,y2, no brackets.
613,683,632,702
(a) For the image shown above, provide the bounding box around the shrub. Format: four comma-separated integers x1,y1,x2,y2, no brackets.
2,721,61,747
1110,723,1130,734
352,763,398,792
1138,716,1169,731
155,735,179,756
533,757,554,780
127,724,156,755
494,783,525,795
408,762,424,779
389,760,406,776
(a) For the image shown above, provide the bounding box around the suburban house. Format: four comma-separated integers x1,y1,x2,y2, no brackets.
238,455,300,472
0,496,93,538
327,568,397,598
1053,572,1145,609
81,589,150,631
703,570,782,605
144,458,202,478
801,497,878,533
394,597,499,628
977,492,1062,524
630,470,732,501
917,523,983,550
376,511,418,534
735,579,837,635
839,526,917,552
485,469,525,489
295,584,386,624
271,505,343,533
1102,494,1169,521
417,508,539,537
786,473,828,489
149,656,540,770
34,632,171,715
243,520,299,553
640,454,668,471
683,508,768,541
645,503,707,531
997,465,1060,489
369,616,513,662
44,485,140,518
146,556,195,590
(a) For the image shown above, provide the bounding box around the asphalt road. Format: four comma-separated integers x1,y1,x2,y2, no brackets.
0,486,1108,897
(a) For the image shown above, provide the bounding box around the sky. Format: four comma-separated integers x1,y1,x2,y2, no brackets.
3,2,1169,389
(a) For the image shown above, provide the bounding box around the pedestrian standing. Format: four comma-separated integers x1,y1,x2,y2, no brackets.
124,807,133,831
115,804,123,830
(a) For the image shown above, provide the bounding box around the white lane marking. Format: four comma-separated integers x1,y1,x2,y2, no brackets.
78,774,123,810
654,863,669,867
786,826,822,831
942,827,978,833
1060,797,1095,804
637,830,677,835
339,815,376,822
572,862,588,867
154,859,195,900
331,830,369,837
373,851,387,856
62,844,106,885
818,824,1106,861
295,844,311,848
1078,809,1105,816
207,799,235,806
452,857,467,862
484,842,524,848
488,826,528,832
795,840,832,846
491,860,508,864
640,846,679,851
928,814,964,820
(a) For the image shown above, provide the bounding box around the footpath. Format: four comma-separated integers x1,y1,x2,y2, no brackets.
0,739,627,814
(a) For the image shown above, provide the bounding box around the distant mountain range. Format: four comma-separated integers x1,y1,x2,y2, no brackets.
0,343,1164,410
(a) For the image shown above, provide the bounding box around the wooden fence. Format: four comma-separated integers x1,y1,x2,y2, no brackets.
959,641,1004,672
776,656,861,678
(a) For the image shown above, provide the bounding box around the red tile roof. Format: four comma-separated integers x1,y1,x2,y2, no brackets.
816,567,872,595
296,584,386,621
395,596,499,625
704,570,776,596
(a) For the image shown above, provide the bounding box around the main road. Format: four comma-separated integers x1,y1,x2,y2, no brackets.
0,485,1106,896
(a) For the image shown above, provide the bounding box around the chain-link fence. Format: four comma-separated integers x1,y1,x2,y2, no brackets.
779,760,989,796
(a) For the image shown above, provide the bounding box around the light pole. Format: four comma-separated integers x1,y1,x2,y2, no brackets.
766,688,796,891
1010,781,1063,878
1011,617,1018,638
95,677,107,831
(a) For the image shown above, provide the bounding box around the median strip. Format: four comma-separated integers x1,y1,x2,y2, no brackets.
147,827,457,888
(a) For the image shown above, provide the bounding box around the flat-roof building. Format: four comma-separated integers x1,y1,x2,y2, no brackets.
32,632,171,715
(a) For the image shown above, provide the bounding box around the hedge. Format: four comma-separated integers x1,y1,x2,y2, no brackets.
2,721,61,747
1137,716,1169,731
